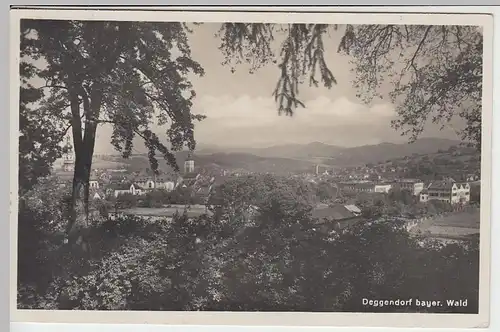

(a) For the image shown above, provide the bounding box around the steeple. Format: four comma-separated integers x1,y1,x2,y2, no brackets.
184,153,195,174
62,135,75,172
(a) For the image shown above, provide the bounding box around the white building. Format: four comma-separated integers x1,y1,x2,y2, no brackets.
374,183,392,193
184,159,195,174
419,190,429,203
134,176,176,192
425,180,471,205
397,179,425,196
89,177,100,189
109,183,137,197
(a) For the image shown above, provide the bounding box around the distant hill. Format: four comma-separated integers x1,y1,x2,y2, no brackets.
199,138,461,166
98,151,317,175
94,138,463,173
323,138,462,166
240,142,345,159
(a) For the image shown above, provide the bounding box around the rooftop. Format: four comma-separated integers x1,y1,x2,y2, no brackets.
428,180,456,190
109,183,132,190
312,204,358,222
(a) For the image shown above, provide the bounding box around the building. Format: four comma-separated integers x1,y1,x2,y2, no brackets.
89,176,100,189
396,179,424,196
133,175,176,192
62,136,75,172
184,159,195,174
154,175,176,191
419,189,429,203
90,188,105,200
425,180,471,205
312,204,363,233
374,183,392,193
466,173,480,182
108,183,136,197
339,181,375,193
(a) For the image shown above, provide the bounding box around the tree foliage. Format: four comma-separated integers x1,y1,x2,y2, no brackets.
217,24,483,148
20,19,205,241
217,23,338,115
18,179,480,313
19,79,67,193
338,25,483,148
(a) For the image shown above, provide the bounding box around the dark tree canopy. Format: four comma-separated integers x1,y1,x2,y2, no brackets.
20,20,206,240
18,84,67,193
21,20,205,173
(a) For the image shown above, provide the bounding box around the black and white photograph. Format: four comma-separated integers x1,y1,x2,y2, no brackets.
10,7,493,328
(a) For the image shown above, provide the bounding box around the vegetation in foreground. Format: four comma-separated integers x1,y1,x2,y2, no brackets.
18,175,479,313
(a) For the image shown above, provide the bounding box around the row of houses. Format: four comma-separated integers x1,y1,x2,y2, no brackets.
338,178,475,205
419,180,473,205
338,179,424,196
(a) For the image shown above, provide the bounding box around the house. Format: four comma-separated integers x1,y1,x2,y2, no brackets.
466,173,480,182
419,189,429,203
90,188,105,200
344,204,362,215
339,181,375,193
374,183,392,193
426,180,470,205
395,179,425,196
155,177,176,191
312,204,364,233
107,183,136,197
134,177,156,190
89,176,100,189
129,174,177,193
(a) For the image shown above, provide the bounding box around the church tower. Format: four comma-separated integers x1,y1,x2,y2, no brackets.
184,155,195,174
62,136,75,172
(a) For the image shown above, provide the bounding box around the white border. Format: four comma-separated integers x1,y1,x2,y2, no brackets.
9,7,495,328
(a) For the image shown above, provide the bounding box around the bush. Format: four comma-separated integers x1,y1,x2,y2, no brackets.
17,175,480,313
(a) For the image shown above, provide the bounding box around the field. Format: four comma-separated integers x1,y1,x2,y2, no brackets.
431,209,480,229
120,205,211,218
412,208,480,240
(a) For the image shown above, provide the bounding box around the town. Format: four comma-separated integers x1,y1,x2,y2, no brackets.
17,19,484,314
54,135,481,245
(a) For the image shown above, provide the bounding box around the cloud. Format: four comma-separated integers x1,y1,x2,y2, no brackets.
191,94,397,147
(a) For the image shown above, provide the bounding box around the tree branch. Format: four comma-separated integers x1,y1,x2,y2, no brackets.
405,26,432,72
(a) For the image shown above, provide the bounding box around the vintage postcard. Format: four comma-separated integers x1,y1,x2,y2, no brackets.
10,6,493,328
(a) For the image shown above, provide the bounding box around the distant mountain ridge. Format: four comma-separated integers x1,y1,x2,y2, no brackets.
196,138,461,164
95,138,463,173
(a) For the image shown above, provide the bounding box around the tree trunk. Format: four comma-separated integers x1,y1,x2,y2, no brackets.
63,86,101,252
65,155,92,252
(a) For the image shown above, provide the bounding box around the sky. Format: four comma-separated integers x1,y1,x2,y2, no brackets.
28,22,465,155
